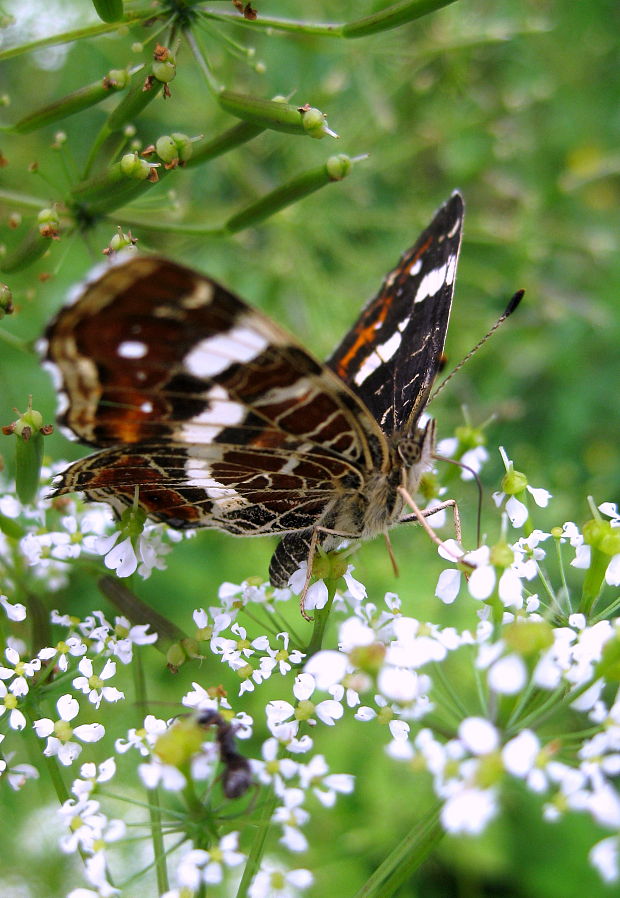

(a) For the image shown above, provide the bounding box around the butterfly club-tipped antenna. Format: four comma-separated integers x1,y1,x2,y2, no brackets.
429,288,524,548
430,288,525,406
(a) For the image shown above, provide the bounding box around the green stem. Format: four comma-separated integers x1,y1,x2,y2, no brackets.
184,27,224,95
224,158,350,233
120,155,355,236
0,15,149,61
6,67,137,134
184,121,265,169
304,580,337,658
0,226,53,273
42,750,70,805
0,329,30,353
0,188,55,211
132,649,169,894
579,546,608,616
70,162,156,215
206,0,458,38
353,803,444,898
235,784,278,898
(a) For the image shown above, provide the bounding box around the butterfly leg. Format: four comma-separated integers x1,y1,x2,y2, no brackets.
297,526,321,621
384,531,400,577
397,487,471,565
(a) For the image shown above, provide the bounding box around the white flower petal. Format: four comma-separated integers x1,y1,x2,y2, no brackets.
505,496,528,528
458,717,499,755
488,654,527,694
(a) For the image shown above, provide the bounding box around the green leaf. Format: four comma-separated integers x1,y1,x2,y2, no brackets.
91,0,124,24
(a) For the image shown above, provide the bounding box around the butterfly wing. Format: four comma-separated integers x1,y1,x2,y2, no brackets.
271,194,464,585
43,255,388,535
328,192,464,435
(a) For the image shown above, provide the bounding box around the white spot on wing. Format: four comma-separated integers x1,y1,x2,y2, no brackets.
117,340,148,359
376,331,401,363
446,252,458,286
180,384,245,442
184,457,250,512
409,258,422,276
414,261,449,304
447,217,461,239
184,325,268,377
353,351,382,386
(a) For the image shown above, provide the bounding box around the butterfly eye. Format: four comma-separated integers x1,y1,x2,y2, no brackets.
397,438,422,466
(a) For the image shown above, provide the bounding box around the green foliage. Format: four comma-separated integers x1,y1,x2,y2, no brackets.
0,2,619,897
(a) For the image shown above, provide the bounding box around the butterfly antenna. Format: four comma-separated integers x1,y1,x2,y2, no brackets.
430,289,524,405
432,455,484,546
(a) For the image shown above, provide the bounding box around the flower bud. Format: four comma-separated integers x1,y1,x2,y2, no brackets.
489,540,514,568
455,424,486,450
583,519,620,557
326,153,351,180
500,468,528,495
37,207,60,238
120,152,153,180
300,106,337,139
152,45,176,84
504,619,554,656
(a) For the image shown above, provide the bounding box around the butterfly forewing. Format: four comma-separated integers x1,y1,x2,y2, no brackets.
328,192,463,435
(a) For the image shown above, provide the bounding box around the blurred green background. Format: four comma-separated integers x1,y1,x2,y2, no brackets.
1,1,619,895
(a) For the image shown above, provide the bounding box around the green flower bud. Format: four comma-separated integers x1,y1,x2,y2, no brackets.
326,153,351,180
455,424,486,450
301,106,332,139
155,135,176,162
490,540,514,568
501,468,528,495
37,207,60,236
120,153,153,180
583,519,620,557
349,641,386,675
166,642,187,669
104,68,129,90
171,132,193,162
504,619,554,656
152,46,176,84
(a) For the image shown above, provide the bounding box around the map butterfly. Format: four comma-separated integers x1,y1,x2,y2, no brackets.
42,192,464,593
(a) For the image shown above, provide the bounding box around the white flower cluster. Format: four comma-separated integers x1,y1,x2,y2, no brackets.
2,452,620,894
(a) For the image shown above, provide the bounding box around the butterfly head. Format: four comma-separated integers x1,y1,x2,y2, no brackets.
395,418,436,490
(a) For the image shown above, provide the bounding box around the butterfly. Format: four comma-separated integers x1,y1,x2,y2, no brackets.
42,192,464,599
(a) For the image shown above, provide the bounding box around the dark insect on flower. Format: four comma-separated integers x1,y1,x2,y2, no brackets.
197,708,253,799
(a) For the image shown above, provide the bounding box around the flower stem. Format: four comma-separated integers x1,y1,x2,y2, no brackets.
235,784,278,898
353,802,444,898
304,580,337,657
204,0,457,39
132,649,169,894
